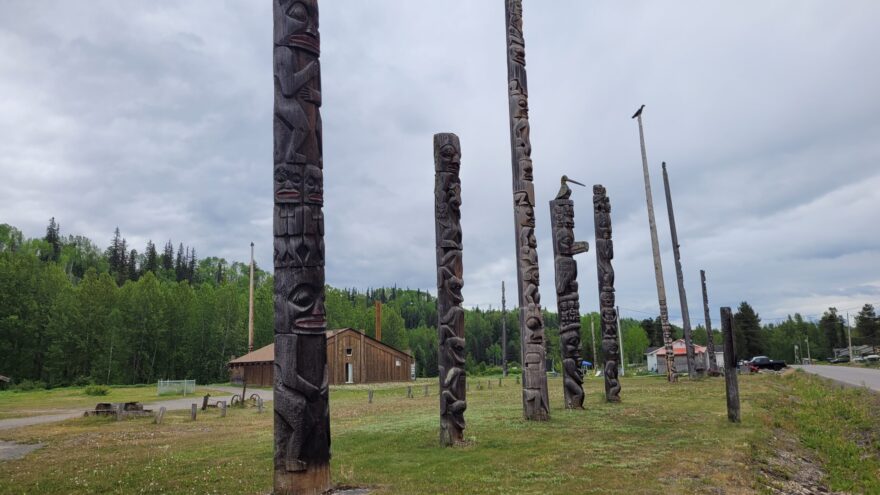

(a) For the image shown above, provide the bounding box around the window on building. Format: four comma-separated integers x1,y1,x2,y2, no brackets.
345,348,353,357
395,358,401,367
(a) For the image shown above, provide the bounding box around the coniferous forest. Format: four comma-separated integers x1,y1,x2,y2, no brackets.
1,220,878,388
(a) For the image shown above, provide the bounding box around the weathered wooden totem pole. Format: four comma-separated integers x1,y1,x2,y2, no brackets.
721,307,741,423
593,185,622,402
433,133,467,446
273,1,330,493
549,176,588,409
504,0,550,420
662,162,697,377
501,281,508,377
700,270,719,374
632,105,676,382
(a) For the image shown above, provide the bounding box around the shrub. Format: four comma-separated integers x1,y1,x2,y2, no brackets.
84,385,110,396
12,379,48,392
72,376,93,387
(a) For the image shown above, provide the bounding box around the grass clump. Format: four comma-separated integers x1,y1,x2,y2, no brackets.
83,385,109,396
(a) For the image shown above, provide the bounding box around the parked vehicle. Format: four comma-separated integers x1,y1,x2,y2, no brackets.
864,354,880,363
747,356,787,372
853,356,866,363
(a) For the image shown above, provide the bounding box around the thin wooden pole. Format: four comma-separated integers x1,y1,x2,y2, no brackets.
662,163,696,378
700,270,719,374
632,106,676,382
248,242,255,352
501,281,507,377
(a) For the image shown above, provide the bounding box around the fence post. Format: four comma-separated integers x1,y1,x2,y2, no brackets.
423,384,428,397
154,406,166,425
488,379,492,389
257,397,264,413
116,403,124,421
498,377,502,387
191,404,197,421
368,389,374,404
516,375,520,385
220,401,227,418
407,386,413,399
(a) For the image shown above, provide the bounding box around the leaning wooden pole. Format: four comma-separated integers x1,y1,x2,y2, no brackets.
661,162,696,378
273,1,331,493
632,105,676,382
549,177,588,409
721,307,741,423
593,185,621,401
501,281,508,377
700,270,719,374
433,133,467,446
248,242,255,352
505,0,549,419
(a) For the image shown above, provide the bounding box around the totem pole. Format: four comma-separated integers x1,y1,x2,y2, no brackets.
273,1,330,493
433,133,467,446
632,105,676,382
662,162,697,378
593,185,621,402
504,0,550,421
700,270,719,374
721,307,741,423
549,176,588,409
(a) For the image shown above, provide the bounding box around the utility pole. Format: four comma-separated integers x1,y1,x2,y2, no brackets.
501,281,507,376
805,335,811,363
794,344,800,364
248,242,255,353
616,305,625,377
632,105,676,382
590,314,597,370
375,300,382,342
662,163,696,378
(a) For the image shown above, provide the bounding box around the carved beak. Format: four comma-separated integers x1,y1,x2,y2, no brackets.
566,178,586,187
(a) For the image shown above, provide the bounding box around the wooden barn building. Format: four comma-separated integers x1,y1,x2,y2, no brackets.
228,328,415,387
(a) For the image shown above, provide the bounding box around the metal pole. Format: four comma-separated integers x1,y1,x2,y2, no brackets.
633,105,676,382
662,163,696,378
616,305,625,377
501,281,507,377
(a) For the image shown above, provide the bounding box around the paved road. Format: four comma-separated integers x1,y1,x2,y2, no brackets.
794,365,880,392
0,386,272,431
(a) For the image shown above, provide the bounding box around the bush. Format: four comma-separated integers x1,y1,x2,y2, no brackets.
84,385,110,396
12,379,48,392
72,376,93,387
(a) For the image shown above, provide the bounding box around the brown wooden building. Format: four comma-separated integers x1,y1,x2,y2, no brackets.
228,328,414,387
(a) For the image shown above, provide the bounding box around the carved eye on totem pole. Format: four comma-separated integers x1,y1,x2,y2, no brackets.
287,279,326,330
446,336,467,365
556,229,574,254
277,0,320,54
519,157,533,181
441,273,464,306
304,164,323,205
438,143,461,174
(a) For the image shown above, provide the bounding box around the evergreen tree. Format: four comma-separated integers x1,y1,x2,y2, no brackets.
107,227,123,273
733,301,763,359
42,217,62,262
115,238,129,286
855,304,879,346
187,248,197,283
818,307,846,352
161,240,174,271
127,249,139,282
175,243,185,281
144,240,158,274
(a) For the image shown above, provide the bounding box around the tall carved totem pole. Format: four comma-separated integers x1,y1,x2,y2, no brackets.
504,0,550,420
700,270,719,374
273,1,331,493
433,133,467,446
662,162,697,377
593,185,621,402
549,177,588,409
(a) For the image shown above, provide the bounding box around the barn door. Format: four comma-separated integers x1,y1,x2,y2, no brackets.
346,363,354,384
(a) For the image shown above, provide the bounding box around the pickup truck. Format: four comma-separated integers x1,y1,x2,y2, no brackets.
747,356,787,371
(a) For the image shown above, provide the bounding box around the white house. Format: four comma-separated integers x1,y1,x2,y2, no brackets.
646,339,716,374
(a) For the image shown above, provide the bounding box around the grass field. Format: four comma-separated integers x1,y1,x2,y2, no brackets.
1,372,878,494
0,385,225,419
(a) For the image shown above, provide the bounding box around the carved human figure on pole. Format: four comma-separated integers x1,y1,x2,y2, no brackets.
593,185,621,402
550,176,588,409
273,1,330,493
701,270,719,375
434,133,467,446
505,0,549,421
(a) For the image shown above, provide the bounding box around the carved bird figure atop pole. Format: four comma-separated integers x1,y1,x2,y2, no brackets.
556,175,586,200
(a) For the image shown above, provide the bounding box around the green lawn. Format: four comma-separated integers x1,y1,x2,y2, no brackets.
1,372,877,494
0,385,224,419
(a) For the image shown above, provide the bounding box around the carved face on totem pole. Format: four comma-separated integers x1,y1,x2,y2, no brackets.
275,164,323,205
434,136,461,175
275,0,319,54
559,298,580,323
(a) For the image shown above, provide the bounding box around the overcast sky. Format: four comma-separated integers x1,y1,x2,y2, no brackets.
2,1,879,326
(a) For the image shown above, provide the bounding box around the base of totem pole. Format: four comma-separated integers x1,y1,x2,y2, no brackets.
274,463,331,495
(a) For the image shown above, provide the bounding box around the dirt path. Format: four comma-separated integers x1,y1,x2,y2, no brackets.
0,386,273,431
0,440,45,461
